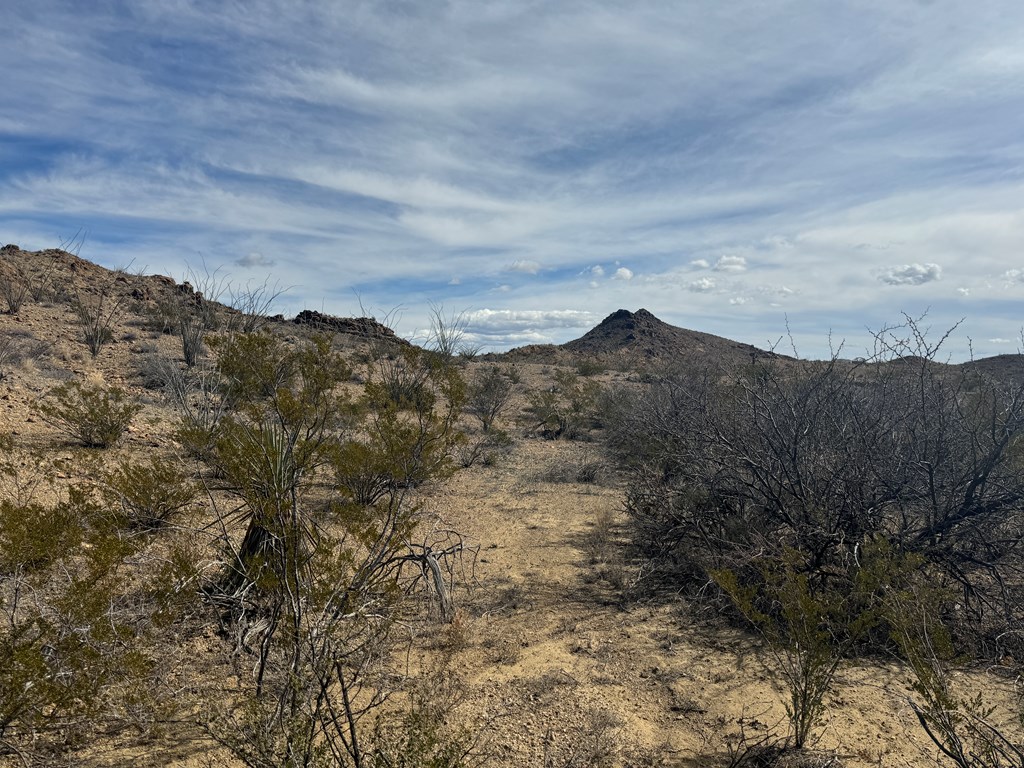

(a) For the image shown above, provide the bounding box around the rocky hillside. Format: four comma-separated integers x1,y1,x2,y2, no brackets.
496,308,781,368
562,308,778,364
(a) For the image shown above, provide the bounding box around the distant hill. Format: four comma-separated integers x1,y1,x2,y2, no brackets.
564,308,775,361
956,353,1024,382
498,308,1024,380
499,308,780,368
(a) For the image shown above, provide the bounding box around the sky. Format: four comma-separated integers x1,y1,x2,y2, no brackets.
3,1,1024,359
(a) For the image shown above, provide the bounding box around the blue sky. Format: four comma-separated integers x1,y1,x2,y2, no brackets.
3,1,1024,359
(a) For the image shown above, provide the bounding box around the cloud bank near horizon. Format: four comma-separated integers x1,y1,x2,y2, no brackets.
3,1,1024,358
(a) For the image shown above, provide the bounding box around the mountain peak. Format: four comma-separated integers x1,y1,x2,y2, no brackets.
595,308,660,329
559,307,774,363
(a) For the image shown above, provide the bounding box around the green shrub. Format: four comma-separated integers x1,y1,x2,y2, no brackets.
576,358,606,377
0,484,152,753
884,566,1024,767
0,497,84,573
100,456,198,530
713,553,859,750
38,380,141,447
209,330,294,406
466,365,514,433
525,370,600,440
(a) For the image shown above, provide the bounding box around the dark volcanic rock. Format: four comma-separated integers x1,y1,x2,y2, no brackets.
560,308,774,364
292,310,406,342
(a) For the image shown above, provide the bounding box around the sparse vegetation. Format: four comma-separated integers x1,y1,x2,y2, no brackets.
224,277,287,335
0,331,48,380
2,252,1022,766
466,364,516,433
886,571,1024,767
525,369,601,439
100,455,198,530
38,380,142,447
194,330,470,766
609,315,1024,760
177,266,227,366
0,268,30,315
0,443,158,760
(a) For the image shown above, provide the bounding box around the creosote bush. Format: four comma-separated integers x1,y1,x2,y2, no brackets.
1,446,158,758
466,365,515,433
100,455,198,530
886,571,1024,767
711,543,901,750
525,370,601,440
38,380,142,447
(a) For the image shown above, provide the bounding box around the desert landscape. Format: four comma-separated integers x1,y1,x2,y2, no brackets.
0,246,1021,767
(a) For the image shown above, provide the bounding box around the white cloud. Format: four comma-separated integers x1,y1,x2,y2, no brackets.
612,267,633,280
508,259,541,274
690,258,710,269
1002,269,1024,283
448,276,461,285
589,265,605,277
714,255,747,273
466,309,597,330
877,263,942,286
957,287,970,296
463,309,598,346
235,252,276,268
688,277,716,292
729,297,747,305
989,337,1013,344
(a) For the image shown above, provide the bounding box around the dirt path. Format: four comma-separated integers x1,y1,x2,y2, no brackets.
423,437,1014,768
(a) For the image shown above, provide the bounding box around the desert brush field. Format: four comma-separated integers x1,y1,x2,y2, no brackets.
0,246,1021,767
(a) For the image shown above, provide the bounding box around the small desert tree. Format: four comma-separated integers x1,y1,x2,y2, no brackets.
202,330,469,767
